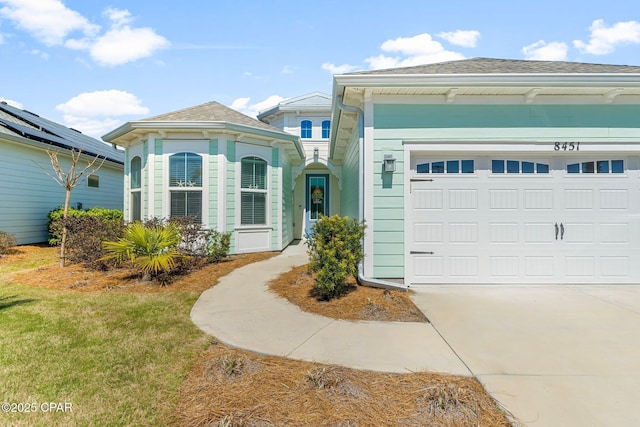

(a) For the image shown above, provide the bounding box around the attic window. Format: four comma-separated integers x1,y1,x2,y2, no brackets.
88,174,99,188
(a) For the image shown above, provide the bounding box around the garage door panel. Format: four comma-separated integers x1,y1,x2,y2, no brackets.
448,223,478,243
490,223,519,243
524,189,553,209
489,189,518,209
449,189,477,209
414,223,443,243
566,257,595,277
601,257,630,277
565,189,593,209
524,223,555,243
524,257,555,277
490,256,519,276
600,189,628,209
563,223,594,243
600,223,629,243
413,189,442,209
449,257,479,277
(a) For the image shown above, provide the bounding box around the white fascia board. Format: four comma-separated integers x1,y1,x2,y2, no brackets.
334,73,640,88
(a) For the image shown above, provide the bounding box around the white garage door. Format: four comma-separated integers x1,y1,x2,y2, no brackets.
406,155,640,284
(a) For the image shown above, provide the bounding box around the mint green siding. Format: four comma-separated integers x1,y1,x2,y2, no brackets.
153,139,163,218
374,104,640,129
0,139,123,244
370,103,640,279
226,141,236,251
340,132,360,219
208,140,218,228
271,148,280,250
281,152,293,247
373,139,404,278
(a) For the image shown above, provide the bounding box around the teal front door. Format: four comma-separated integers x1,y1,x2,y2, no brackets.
305,174,329,235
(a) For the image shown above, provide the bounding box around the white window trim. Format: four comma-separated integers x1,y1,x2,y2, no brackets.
162,141,209,226
235,144,272,230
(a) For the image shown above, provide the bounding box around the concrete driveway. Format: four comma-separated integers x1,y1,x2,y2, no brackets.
410,285,640,427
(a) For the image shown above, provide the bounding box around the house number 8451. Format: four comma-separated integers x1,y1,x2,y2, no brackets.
554,142,580,151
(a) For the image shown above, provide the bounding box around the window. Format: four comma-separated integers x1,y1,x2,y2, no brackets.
321,120,331,139
567,160,624,174
416,160,474,174
88,174,99,188
169,152,202,222
492,160,550,174
130,156,142,221
301,120,312,139
241,156,267,225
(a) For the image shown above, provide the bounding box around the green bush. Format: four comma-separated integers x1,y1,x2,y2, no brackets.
0,231,17,254
63,216,125,269
306,215,366,300
204,229,231,263
48,207,123,245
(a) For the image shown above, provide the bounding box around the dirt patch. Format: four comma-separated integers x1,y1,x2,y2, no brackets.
178,342,513,427
268,264,427,322
7,245,278,293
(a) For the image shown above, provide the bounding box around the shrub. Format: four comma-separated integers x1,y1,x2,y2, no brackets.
48,207,123,245
102,222,182,283
0,231,17,254
306,215,366,300
204,229,231,263
62,216,125,269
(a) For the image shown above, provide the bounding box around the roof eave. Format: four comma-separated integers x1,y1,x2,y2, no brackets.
334,73,640,88
104,121,305,160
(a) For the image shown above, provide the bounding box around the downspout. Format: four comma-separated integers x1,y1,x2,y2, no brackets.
335,95,409,291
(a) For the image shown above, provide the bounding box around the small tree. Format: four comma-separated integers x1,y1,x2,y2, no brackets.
37,149,104,267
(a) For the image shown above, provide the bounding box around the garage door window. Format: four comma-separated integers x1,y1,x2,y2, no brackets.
416,160,474,174
492,160,549,174
567,160,624,174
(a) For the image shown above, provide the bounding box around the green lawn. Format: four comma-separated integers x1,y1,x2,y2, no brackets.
0,254,210,426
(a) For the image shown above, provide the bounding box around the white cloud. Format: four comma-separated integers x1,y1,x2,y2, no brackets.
0,0,99,45
56,90,149,137
30,49,49,60
0,2,168,66
365,33,465,69
90,26,169,66
321,62,360,74
522,40,569,61
231,95,286,118
573,19,640,55
281,65,296,74
436,30,481,48
0,97,23,108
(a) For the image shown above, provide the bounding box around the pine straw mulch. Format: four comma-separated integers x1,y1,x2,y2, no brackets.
178,342,513,427
5,245,278,293
268,264,428,322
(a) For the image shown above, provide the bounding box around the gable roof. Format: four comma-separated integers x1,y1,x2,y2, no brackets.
0,101,124,164
350,57,640,75
257,92,331,121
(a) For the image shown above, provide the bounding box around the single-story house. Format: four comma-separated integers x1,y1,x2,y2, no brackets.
0,101,124,244
104,57,640,286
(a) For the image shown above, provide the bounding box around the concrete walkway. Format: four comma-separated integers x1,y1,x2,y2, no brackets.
191,242,640,425
191,241,470,375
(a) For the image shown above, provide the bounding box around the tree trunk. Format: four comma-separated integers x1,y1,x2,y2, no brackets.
60,188,72,268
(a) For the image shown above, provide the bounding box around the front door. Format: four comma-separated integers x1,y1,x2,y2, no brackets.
305,174,329,235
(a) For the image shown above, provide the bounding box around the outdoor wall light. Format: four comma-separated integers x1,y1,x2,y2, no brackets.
383,154,396,172
313,147,319,161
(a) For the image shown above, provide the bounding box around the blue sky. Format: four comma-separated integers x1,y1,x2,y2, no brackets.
1,0,639,139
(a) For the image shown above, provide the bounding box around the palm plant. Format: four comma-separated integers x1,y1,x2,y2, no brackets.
102,222,182,282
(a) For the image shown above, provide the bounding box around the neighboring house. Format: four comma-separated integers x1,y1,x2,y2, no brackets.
330,57,640,285
104,57,640,286
102,101,304,254
0,102,124,245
